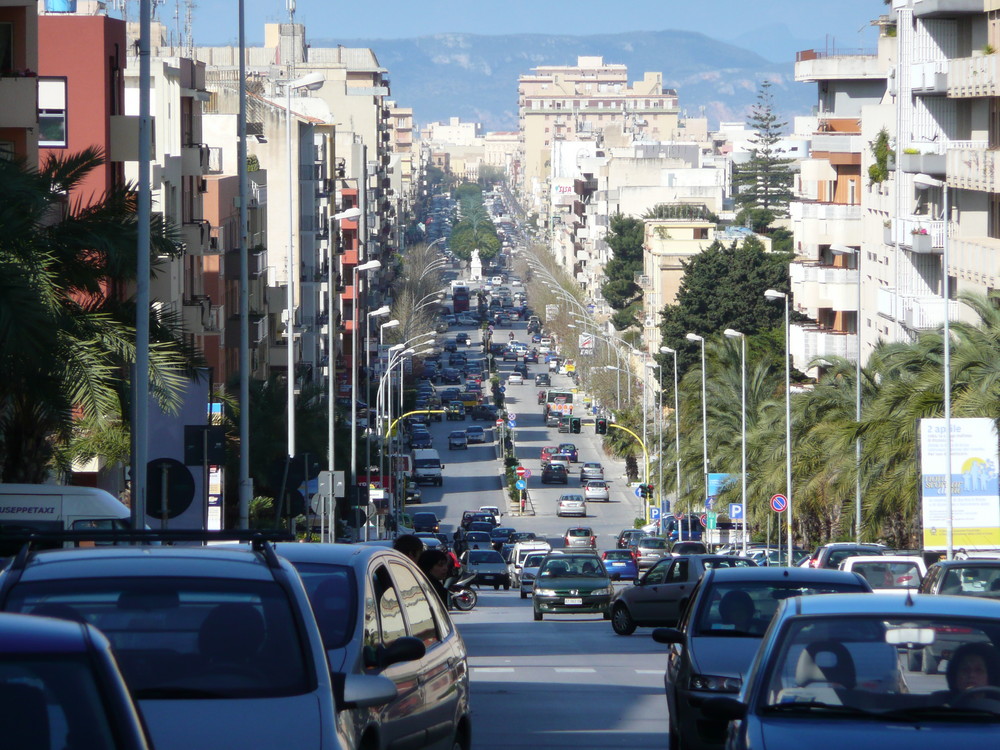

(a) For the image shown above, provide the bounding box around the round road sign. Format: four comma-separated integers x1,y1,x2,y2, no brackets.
699,514,708,526
516,466,527,477
495,418,504,426
770,493,788,513
507,420,516,429
515,479,527,491
522,468,532,479
507,412,517,420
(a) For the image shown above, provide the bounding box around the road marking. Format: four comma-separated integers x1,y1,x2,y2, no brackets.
473,667,515,673
635,669,662,675
554,667,596,673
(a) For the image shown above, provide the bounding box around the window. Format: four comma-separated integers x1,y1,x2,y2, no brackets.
390,563,439,647
38,78,68,148
668,560,689,582
373,566,407,644
0,22,12,72
644,561,669,585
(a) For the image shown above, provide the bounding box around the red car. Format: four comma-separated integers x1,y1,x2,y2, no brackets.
540,445,558,463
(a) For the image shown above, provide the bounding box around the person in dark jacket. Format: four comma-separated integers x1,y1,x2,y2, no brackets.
418,549,451,607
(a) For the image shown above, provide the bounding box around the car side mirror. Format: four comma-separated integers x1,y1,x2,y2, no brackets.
652,627,685,646
333,673,398,710
701,696,746,722
368,636,426,670
440,464,446,470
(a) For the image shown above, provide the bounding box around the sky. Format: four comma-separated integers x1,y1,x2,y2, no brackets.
183,0,884,50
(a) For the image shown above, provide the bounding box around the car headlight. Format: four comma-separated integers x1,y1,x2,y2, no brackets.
589,587,612,596
689,674,742,693
534,588,556,597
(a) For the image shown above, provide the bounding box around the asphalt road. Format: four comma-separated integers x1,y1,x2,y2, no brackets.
411,307,669,748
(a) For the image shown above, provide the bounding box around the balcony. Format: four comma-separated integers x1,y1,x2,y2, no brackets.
790,324,858,369
911,60,948,95
789,263,859,314
810,133,863,154
790,202,861,249
182,297,223,334
949,54,1000,98
0,77,37,128
898,150,946,176
181,220,210,254
912,0,982,18
889,217,946,253
900,295,960,330
946,147,1000,193
795,49,880,82
182,143,209,176
951,236,1000,288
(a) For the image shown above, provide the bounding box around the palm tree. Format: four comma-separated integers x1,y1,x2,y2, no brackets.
0,148,190,481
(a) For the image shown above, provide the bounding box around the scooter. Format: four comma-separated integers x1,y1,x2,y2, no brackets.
447,573,478,612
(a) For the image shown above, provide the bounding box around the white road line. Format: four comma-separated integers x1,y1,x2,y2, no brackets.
473,667,515,673
635,669,662,675
554,667,596,673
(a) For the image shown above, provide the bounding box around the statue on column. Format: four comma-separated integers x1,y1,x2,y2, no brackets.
470,248,483,281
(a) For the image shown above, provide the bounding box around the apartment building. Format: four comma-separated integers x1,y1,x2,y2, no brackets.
0,0,38,163
517,56,681,215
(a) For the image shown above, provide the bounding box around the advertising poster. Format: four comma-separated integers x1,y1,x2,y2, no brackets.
920,418,1000,550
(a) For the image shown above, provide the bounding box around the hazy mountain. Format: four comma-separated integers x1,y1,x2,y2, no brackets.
726,22,860,65
318,30,814,130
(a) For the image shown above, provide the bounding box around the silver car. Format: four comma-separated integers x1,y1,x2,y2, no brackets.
580,462,604,482
583,480,609,502
635,536,671,569
518,552,552,599
461,549,511,590
557,494,587,518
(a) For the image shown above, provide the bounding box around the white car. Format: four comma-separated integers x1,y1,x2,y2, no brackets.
839,555,927,593
583,479,610,502
448,430,469,450
518,551,554,599
556,494,587,518
507,373,524,386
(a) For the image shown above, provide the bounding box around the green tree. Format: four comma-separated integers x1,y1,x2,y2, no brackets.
600,214,645,330
733,80,794,217
0,148,190,482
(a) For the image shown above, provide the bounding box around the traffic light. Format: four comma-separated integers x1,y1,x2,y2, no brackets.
570,417,581,434
638,483,654,499
596,418,608,435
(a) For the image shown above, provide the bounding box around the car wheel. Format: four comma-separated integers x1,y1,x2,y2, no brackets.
520,590,527,599
612,603,637,635
534,610,543,621
493,584,500,590
504,582,510,590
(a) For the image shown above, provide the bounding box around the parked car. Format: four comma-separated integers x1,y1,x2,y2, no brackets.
610,554,757,635
533,553,612,621
583,480,610,502
652,567,871,750
541,464,569,485
701,593,1000,750
807,542,887,569
839,555,927,593
580,462,604,482
461,549,511,590
556,494,587,518
465,425,487,444
0,540,400,750
564,527,597,549
448,430,469,450
601,549,639,582
0,611,152,750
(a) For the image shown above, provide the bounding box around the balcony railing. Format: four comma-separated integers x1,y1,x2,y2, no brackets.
900,295,960,330
0,77,38,128
947,146,1000,193
889,217,946,251
792,202,862,221
911,60,948,95
949,53,1000,98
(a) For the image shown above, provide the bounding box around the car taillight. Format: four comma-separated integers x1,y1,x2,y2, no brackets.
591,536,596,545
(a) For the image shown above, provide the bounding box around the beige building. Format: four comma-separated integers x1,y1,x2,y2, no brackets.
517,56,681,213
484,131,519,170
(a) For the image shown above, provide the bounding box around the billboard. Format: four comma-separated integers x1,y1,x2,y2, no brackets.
920,418,1000,550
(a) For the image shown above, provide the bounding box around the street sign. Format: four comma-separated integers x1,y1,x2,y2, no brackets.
699,514,707,527
706,512,718,530
675,514,685,521
515,479,527,490
516,466,527,477
770,494,788,513
499,386,506,393
650,507,661,521
729,503,744,520
634,486,643,499
495,419,504,426
522,469,532,479
705,498,714,511
507,420,516,429
661,500,671,514
507,412,517,420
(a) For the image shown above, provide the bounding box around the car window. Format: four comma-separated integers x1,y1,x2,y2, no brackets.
851,561,923,589
373,566,408,645
8,577,310,698
390,563,440,648
641,538,668,549
940,566,1000,596
568,529,591,537
644,561,670,585
523,554,547,568
667,559,689,582
292,562,358,650
704,558,756,569
469,550,504,564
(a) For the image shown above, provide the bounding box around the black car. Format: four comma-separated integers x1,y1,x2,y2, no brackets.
502,349,519,362
654,567,871,750
534,373,551,387
440,368,462,385
456,333,471,346
412,512,440,533
541,464,569,484
490,526,517,550
524,350,539,364
471,404,499,421
513,363,528,377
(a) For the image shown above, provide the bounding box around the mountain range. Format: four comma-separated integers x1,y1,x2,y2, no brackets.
319,29,821,131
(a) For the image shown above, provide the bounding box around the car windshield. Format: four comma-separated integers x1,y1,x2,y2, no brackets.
7,577,310,698
640,538,668,549
695,580,867,638
851,561,923,589
523,554,547,568
760,614,1000,719
704,558,757,569
469,551,504,564
466,532,491,542
291,562,359,650
468,522,494,533
604,551,633,561
540,556,606,578
939,565,1000,596
568,529,592,537
0,656,120,747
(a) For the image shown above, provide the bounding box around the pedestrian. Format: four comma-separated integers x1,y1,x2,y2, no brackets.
418,549,451,606
393,534,424,564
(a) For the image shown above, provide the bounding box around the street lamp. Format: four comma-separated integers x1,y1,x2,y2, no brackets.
660,346,681,533
831,243,863,543
283,71,325,465
604,365,622,410
350,259,381,537
685,333,708,526
364,306,392,514
914,172,954,559
646,360,660,523
765,289,792,564
724,329,747,555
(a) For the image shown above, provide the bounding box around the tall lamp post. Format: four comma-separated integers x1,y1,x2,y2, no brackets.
832,243,863,543
660,347,681,527
350,260,381,537
685,333,708,525
283,71,325,465
914,173,953,559
724,329,747,555
765,289,792,564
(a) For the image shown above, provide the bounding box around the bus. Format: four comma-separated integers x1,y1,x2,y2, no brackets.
545,389,574,416
452,285,470,313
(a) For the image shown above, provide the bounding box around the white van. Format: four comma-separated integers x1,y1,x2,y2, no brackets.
509,540,552,583
0,484,132,553
411,449,445,487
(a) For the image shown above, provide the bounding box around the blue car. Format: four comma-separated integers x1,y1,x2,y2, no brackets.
601,549,639,581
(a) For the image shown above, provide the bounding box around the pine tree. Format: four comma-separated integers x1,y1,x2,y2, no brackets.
733,80,794,218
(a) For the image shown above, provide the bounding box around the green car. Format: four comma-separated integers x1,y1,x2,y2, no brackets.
532,552,614,621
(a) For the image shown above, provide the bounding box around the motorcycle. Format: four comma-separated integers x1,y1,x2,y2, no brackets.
447,573,478,612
